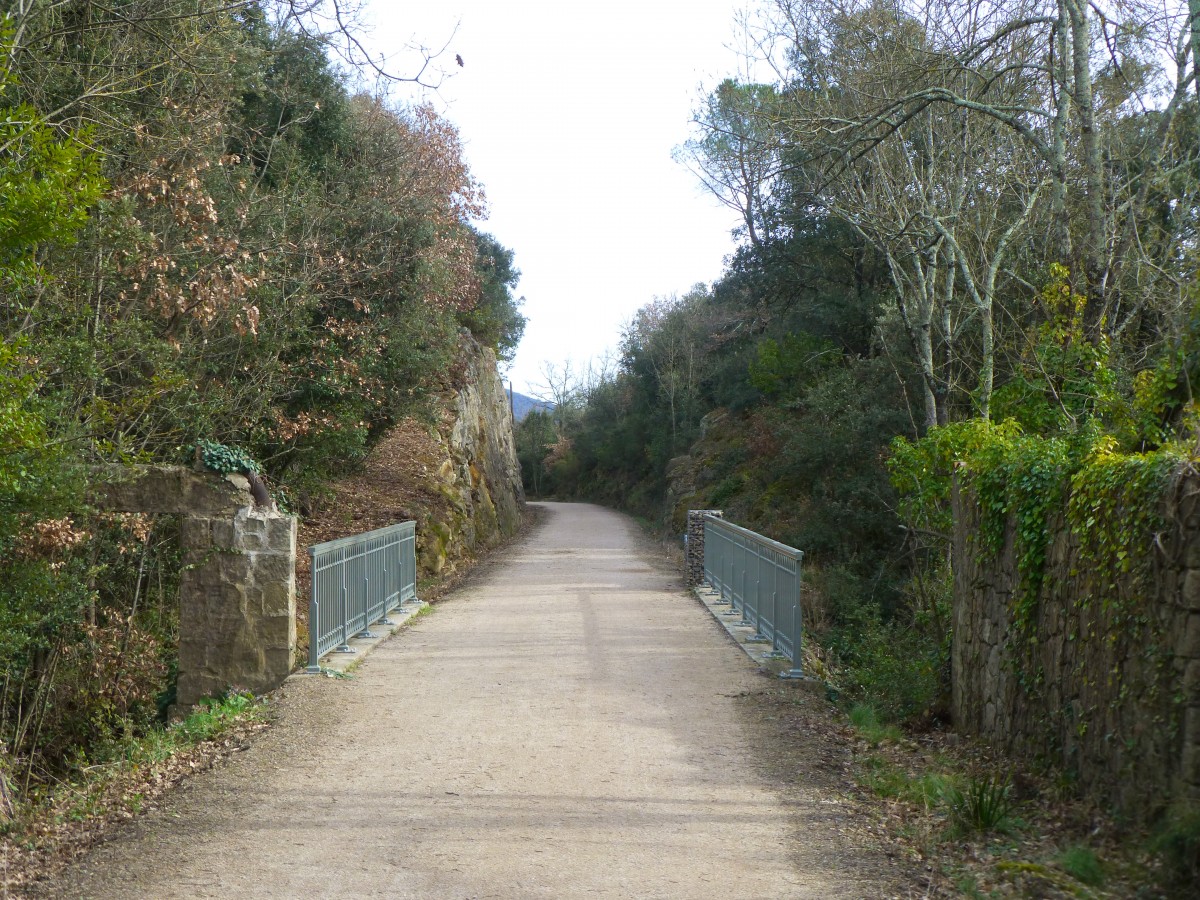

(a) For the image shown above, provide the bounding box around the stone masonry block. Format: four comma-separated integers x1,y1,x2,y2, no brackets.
238,530,265,552
261,582,294,618
210,519,236,547
263,648,293,679
216,551,253,584
1184,569,1200,612
91,465,252,516
1182,742,1200,788
253,554,294,587
180,517,212,550
259,616,293,651
267,516,297,554
1183,705,1200,747
236,509,268,535
1184,660,1200,692
1179,614,1200,660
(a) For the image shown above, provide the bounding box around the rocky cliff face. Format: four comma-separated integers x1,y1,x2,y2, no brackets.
297,333,525,628
419,334,525,573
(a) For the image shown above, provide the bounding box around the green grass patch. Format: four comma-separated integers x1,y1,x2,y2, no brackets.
3,691,265,838
1056,845,1104,887
848,703,904,745
860,754,958,808
1150,802,1200,890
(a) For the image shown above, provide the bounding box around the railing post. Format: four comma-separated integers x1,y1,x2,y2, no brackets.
335,548,355,654
738,535,753,628
380,558,396,625
779,552,806,680
306,545,322,673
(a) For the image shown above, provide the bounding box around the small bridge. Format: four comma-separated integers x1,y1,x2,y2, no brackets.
37,501,905,898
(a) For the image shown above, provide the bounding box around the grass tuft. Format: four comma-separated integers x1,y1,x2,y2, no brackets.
946,772,1013,834
1056,844,1104,887
848,703,904,745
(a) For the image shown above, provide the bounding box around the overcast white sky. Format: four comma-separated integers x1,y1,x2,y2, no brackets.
358,1,750,396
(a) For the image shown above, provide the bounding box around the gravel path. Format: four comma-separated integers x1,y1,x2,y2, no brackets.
31,502,906,899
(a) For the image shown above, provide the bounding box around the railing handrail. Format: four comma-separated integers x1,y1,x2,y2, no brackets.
307,519,418,672
702,514,802,561
309,520,415,558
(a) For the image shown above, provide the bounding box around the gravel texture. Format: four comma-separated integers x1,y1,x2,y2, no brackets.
28,501,918,899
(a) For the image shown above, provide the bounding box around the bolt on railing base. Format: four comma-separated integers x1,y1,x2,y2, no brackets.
779,668,813,681
379,616,396,625
356,629,378,639
305,664,324,674
335,644,356,654
761,650,788,660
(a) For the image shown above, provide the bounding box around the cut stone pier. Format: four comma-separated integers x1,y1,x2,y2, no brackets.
90,466,297,710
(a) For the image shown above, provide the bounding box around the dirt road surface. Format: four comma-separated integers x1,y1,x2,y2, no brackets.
29,502,916,899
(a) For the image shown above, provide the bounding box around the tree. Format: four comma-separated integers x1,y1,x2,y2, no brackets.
726,0,1199,426
677,80,782,249
621,289,710,452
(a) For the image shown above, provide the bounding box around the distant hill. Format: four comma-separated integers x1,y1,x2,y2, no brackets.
508,390,553,422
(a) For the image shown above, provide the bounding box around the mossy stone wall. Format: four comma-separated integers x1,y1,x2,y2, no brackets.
952,476,1200,822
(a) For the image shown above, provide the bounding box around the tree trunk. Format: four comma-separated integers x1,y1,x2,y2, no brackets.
1064,0,1108,337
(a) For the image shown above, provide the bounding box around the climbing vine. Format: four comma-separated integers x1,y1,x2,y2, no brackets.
891,266,1189,639
195,440,259,476
1067,445,1181,613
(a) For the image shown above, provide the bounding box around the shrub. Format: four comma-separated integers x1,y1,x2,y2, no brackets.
947,773,1014,834
1151,803,1200,890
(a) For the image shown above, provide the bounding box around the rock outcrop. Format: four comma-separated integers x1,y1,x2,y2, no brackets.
418,334,525,573
299,333,525,592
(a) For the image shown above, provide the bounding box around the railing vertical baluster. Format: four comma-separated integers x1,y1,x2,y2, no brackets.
336,547,353,653
779,551,806,679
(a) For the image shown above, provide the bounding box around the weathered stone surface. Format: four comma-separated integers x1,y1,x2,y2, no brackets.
685,510,723,587
447,335,524,540
100,467,300,712
1184,568,1200,611
416,334,525,576
952,473,1200,823
90,465,253,515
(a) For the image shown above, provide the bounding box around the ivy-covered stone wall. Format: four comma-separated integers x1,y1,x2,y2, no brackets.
952,475,1200,822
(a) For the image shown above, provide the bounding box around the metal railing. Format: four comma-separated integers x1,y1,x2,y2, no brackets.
306,521,418,672
701,515,806,679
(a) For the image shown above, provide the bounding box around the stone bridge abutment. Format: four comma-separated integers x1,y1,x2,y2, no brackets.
90,466,297,711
